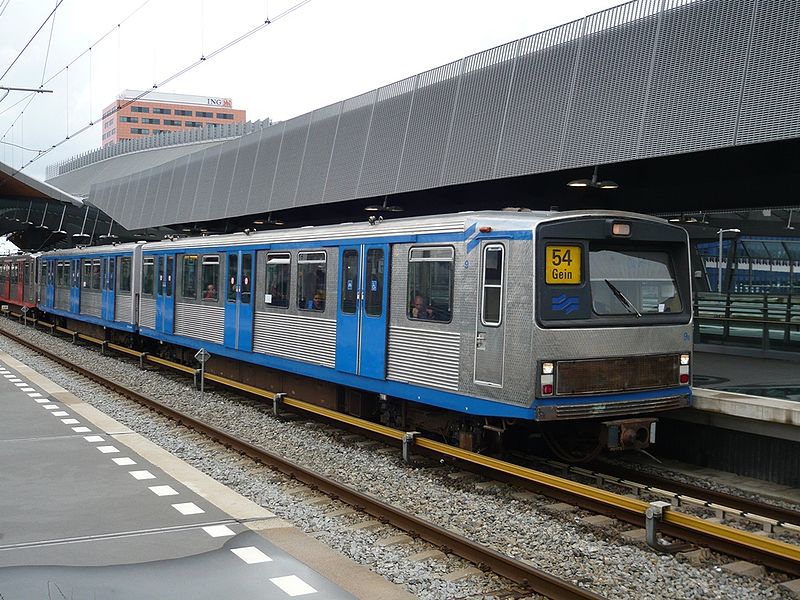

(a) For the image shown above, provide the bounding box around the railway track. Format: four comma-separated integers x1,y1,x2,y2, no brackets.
5,317,800,579
0,322,601,600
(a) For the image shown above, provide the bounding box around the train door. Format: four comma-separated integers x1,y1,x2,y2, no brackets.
473,242,506,387
14,259,24,303
335,244,389,379
44,260,55,308
223,250,254,351
101,256,116,321
70,259,81,312
155,254,175,333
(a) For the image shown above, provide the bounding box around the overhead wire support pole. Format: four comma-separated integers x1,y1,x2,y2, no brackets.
0,86,53,93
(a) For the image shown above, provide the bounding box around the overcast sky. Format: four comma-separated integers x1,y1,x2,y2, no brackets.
0,0,621,180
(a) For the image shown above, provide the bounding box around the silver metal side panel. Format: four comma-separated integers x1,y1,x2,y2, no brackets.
387,326,461,391
174,302,224,345
54,288,70,311
79,291,102,318
140,297,156,330
115,294,132,323
253,312,336,368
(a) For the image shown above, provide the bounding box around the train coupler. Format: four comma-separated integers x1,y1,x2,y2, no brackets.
273,392,286,418
645,501,691,553
602,417,657,451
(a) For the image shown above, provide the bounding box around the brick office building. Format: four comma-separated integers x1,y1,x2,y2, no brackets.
101,90,246,146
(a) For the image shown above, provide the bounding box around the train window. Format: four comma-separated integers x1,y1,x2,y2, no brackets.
480,245,504,326
108,258,116,291
91,260,101,290
166,257,174,297
40,263,48,287
142,258,155,296
119,257,132,293
407,246,454,323
181,255,198,299
589,248,682,315
201,255,219,301
297,251,326,311
265,253,290,308
365,249,385,317
340,250,358,315
10,262,18,285
81,259,92,288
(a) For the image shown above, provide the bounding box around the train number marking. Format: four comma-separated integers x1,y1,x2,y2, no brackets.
545,245,582,285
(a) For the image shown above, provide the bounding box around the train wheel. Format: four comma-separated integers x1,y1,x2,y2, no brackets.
540,422,603,463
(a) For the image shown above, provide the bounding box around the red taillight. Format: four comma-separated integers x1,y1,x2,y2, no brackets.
679,374,689,384
542,384,553,395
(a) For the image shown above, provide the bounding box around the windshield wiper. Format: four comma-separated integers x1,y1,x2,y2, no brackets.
604,279,641,317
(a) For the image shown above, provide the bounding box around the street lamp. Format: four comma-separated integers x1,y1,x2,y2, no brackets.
717,228,741,293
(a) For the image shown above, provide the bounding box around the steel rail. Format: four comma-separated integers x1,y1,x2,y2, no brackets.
7,321,800,573
0,327,603,600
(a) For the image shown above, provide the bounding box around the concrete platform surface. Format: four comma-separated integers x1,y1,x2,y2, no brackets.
0,351,412,600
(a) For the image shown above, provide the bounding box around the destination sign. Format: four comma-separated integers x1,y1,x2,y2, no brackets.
545,245,582,284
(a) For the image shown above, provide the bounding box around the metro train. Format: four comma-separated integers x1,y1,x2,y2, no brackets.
2,210,693,460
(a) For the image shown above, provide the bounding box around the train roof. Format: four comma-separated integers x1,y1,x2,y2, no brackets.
140,209,671,252
35,210,674,256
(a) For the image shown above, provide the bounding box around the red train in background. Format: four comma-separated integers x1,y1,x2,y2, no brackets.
0,254,37,310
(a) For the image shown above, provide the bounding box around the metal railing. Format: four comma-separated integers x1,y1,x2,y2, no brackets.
694,292,800,352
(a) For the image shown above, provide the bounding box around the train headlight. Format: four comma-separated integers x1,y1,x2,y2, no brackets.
542,362,554,375
680,353,690,366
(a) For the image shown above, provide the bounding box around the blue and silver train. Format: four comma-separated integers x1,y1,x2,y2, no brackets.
22,210,693,459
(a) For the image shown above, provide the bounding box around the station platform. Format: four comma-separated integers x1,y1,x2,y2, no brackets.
0,352,410,599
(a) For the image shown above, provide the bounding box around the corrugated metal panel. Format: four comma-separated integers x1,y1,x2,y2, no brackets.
441,41,518,186
163,155,190,226
737,0,800,145
295,103,341,206
174,302,224,344
227,132,261,217
562,1,661,167
496,24,582,177
55,288,70,311
79,291,102,318
154,163,175,227
246,126,282,216
357,76,415,198
639,0,751,156
271,114,311,210
208,138,238,221
115,293,132,324
253,312,336,368
140,297,156,329
395,61,461,193
387,326,461,391
323,91,375,203
193,145,225,222
176,152,203,226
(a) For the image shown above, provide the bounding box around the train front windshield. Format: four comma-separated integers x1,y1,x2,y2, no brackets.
589,248,681,316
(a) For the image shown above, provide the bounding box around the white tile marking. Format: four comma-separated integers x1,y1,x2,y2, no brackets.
27,392,43,397
43,404,59,409
3,374,16,378
8,378,22,382
270,575,317,597
202,525,235,537
14,382,28,387
230,547,272,564
72,426,91,433
149,485,179,496
129,470,156,480
172,502,204,515
34,399,50,404
61,418,79,425
20,387,35,392
112,457,136,466
84,435,105,442
51,411,69,417
97,445,119,454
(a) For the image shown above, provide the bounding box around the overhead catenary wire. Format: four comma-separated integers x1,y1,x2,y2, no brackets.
0,0,313,189
0,0,65,83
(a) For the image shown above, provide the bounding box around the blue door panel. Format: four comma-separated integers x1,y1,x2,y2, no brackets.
223,251,254,351
164,255,174,333
359,244,389,380
223,253,237,348
335,246,360,374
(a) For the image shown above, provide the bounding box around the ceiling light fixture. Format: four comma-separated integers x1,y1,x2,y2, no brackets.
567,165,619,190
